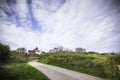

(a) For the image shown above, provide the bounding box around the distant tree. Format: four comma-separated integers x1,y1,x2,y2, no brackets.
64,48,73,52
34,47,38,50
49,46,74,53
52,46,64,52
16,47,26,53
49,49,55,53
57,46,64,52
53,47,59,52
0,43,10,62
75,47,86,52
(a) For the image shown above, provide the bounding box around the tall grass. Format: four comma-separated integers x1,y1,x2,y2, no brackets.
0,52,50,80
0,61,50,80
38,53,120,80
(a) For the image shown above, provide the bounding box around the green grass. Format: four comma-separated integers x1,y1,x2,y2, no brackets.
0,61,50,80
38,52,120,80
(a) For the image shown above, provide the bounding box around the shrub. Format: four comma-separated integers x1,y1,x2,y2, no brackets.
103,55,120,80
0,43,10,62
38,53,120,80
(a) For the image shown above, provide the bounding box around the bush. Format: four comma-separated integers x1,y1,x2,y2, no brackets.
38,53,120,80
103,55,120,80
0,43,10,62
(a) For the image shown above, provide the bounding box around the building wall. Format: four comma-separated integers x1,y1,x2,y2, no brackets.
35,50,42,55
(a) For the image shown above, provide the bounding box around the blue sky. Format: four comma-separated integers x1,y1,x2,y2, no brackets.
0,0,120,52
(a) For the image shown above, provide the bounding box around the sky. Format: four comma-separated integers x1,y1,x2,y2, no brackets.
0,0,120,53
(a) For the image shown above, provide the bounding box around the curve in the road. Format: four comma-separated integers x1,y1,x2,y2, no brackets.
28,60,105,80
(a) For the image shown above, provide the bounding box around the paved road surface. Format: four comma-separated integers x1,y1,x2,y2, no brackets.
28,60,105,80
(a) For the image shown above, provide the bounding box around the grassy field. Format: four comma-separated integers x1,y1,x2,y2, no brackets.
0,61,50,80
0,51,50,80
38,52,120,80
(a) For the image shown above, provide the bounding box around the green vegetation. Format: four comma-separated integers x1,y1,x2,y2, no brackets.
10,51,38,62
0,45,50,80
38,52,120,80
0,43,10,62
0,61,50,80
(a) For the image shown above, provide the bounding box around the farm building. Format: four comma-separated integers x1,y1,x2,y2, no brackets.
28,47,42,55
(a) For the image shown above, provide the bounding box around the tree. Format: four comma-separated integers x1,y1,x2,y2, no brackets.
34,47,38,51
75,47,86,52
52,46,64,52
0,43,10,62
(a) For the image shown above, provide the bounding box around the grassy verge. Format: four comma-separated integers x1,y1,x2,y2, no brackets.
0,61,50,80
38,53,120,80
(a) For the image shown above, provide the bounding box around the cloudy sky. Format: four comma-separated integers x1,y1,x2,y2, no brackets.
0,0,120,52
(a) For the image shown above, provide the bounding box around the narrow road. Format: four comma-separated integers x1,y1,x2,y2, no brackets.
28,60,105,80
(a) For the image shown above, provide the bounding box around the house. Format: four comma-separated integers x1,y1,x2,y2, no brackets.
28,47,42,55
34,47,42,55
16,48,26,53
28,50,35,55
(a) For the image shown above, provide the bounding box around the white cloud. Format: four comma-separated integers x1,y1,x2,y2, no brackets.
39,0,119,52
0,23,39,49
0,0,120,52
16,0,28,18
